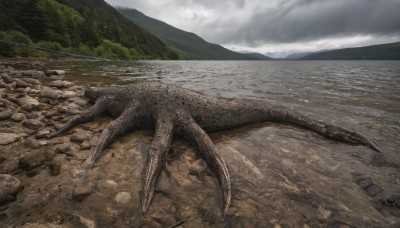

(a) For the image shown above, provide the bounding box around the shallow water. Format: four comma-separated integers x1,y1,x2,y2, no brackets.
45,60,400,226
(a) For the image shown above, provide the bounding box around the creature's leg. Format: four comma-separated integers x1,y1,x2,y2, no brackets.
48,100,106,138
142,113,173,212
175,110,231,215
267,105,382,152
87,104,138,168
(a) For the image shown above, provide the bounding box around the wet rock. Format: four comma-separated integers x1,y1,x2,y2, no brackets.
24,137,40,149
62,91,76,99
23,119,44,130
15,87,31,94
49,75,65,80
36,129,51,139
0,109,13,120
70,131,91,143
0,133,20,145
45,69,65,76
14,79,31,88
21,78,42,85
72,182,94,202
47,80,73,88
10,112,26,122
5,82,17,90
0,88,7,96
0,174,22,205
39,86,60,99
115,192,132,204
21,70,45,77
18,96,40,111
55,143,74,156
1,74,12,83
80,140,92,150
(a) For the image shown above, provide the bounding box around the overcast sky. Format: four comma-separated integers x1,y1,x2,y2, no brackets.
105,0,400,56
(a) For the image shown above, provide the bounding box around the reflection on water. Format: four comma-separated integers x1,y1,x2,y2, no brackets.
47,60,400,226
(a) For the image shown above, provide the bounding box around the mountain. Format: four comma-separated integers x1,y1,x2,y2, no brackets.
241,52,272,60
299,42,400,60
117,8,270,60
0,0,178,59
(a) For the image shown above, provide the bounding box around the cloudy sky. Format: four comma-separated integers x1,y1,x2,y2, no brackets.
105,0,400,56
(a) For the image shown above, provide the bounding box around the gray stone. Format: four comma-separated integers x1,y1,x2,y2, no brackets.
0,133,20,145
21,70,45,77
21,78,42,85
47,80,73,88
1,74,13,83
14,79,31,88
18,96,40,111
114,192,132,204
0,109,13,120
22,119,44,130
0,174,22,203
39,86,60,99
5,82,17,90
10,113,26,122
49,75,65,80
62,91,76,99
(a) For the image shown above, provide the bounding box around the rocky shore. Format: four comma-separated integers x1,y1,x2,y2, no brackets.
0,59,234,227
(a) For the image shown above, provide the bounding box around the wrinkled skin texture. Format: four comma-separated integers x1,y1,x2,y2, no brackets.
49,82,381,215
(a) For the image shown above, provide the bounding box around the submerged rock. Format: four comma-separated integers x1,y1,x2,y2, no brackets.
22,119,44,130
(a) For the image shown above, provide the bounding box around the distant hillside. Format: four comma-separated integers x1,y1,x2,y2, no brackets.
0,0,178,59
300,42,400,60
117,8,269,60
242,52,272,60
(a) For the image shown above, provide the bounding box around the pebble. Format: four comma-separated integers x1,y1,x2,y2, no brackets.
0,174,22,204
18,96,40,111
0,133,20,145
114,192,132,204
0,109,13,120
72,182,94,202
10,113,26,122
39,86,60,99
22,119,44,130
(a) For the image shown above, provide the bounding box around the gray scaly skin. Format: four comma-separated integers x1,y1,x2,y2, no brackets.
48,82,381,215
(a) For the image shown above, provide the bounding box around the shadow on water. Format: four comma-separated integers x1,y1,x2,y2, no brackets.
34,59,400,227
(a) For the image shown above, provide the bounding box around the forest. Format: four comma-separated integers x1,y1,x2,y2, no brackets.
0,0,180,60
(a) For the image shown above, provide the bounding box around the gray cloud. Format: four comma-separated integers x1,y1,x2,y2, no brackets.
106,0,400,53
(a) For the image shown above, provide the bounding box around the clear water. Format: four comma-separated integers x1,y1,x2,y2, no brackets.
48,60,400,226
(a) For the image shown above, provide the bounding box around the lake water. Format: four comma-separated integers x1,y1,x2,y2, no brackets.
47,60,400,226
